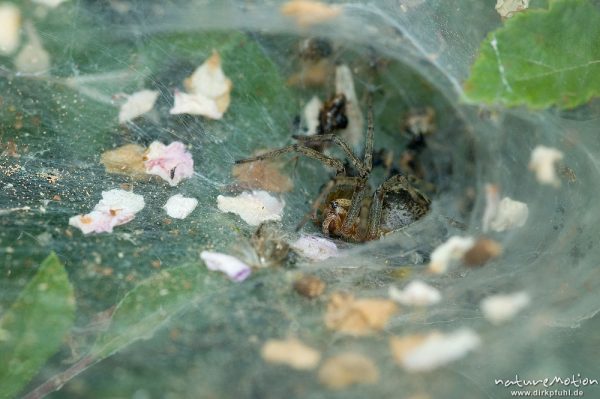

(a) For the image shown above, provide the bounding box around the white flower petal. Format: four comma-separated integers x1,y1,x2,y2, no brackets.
187,51,232,99
401,329,481,372
200,251,251,282
335,64,363,148
163,194,198,219
303,96,322,135
217,190,285,226
96,189,145,214
69,189,145,235
529,145,564,187
489,197,529,232
429,236,475,274
291,235,338,261
389,280,441,307
118,90,159,123
481,291,530,324
169,91,222,119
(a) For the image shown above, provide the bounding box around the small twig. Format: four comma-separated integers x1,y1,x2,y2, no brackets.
22,355,96,399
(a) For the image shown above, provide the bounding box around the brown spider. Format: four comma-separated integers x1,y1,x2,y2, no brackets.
235,101,431,242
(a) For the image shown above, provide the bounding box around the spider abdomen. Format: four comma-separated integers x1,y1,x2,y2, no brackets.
379,188,430,234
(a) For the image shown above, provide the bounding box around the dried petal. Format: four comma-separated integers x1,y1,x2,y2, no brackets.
528,145,564,187
481,291,530,324
293,275,326,298
232,158,293,193
462,238,502,267
428,236,475,274
143,141,194,186
281,0,342,27
261,337,321,370
200,251,251,282
318,353,379,390
163,194,198,219
495,0,529,19
482,183,500,233
217,190,285,226
391,329,481,372
291,235,338,261
325,292,397,336
118,90,159,123
0,3,20,55
389,280,441,307
69,189,145,234
101,144,147,178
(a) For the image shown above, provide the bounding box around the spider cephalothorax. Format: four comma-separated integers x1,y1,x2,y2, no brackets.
235,98,430,242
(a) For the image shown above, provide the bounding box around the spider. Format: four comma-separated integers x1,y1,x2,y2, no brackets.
235,100,431,242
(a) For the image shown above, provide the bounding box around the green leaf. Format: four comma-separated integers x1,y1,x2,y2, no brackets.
0,253,75,399
90,265,212,360
464,0,600,109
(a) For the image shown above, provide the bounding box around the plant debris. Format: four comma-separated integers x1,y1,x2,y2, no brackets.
428,236,475,274
481,291,530,324
324,292,397,336
388,280,441,307
100,144,148,179
318,352,379,390
260,338,321,370
529,145,564,187
231,156,293,193
495,0,529,19
390,329,481,372
281,0,342,28
462,238,502,267
293,275,326,298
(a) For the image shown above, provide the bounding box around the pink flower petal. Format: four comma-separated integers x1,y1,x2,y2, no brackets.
69,189,145,234
144,141,194,186
200,251,251,282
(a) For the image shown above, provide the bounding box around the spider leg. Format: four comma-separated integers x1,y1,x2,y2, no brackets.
340,177,369,236
295,178,335,231
367,173,430,240
363,95,374,173
295,175,364,231
235,144,345,175
367,183,385,240
292,134,367,177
